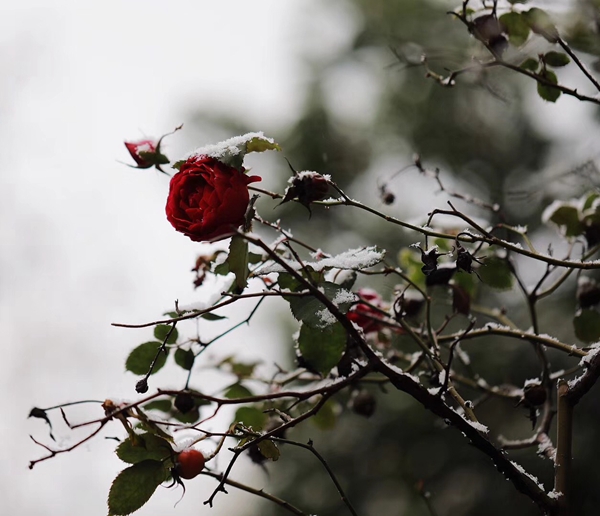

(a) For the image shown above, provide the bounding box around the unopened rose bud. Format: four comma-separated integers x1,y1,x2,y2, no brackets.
124,140,162,168
350,390,377,418
279,171,330,215
124,125,181,173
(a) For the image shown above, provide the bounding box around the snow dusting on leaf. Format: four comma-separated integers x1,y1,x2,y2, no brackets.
256,246,384,275
187,132,277,160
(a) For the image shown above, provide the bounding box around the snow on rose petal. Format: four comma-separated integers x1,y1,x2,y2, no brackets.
124,139,160,169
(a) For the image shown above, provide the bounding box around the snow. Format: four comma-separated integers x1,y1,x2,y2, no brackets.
454,343,470,365
438,370,447,385
537,434,556,461
291,171,332,182
547,490,563,500
385,362,421,384
484,323,513,331
307,246,384,271
524,378,541,388
450,406,489,434
541,199,576,224
468,421,489,434
256,246,384,275
581,343,600,365
186,131,275,159
569,344,600,388
510,460,545,490
332,289,357,305
316,308,337,326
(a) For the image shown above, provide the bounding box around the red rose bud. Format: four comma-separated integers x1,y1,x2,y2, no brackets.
166,155,261,242
280,171,329,214
124,139,169,169
347,288,386,334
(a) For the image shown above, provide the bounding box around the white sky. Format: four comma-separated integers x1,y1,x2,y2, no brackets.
0,1,357,515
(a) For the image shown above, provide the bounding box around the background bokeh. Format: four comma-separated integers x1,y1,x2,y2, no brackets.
4,0,600,515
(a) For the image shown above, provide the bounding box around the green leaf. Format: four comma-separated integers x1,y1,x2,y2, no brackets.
545,204,583,236
154,325,178,344
174,348,195,370
311,400,339,430
398,248,426,289
537,69,561,103
335,270,357,290
297,321,347,375
224,383,254,399
125,342,168,376
201,312,227,321
231,361,258,378
116,434,173,464
478,256,514,291
573,309,600,343
520,58,539,72
257,440,280,461
245,136,281,154
108,460,167,515
213,262,230,275
228,235,249,292
582,192,600,212
524,8,559,42
143,400,172,413
235,407,267,430
248,251,264,264
544,51,570,67
452,268,478,298
173,408,201,424
278,272,302,291
289,282,353,328
499,12,531,46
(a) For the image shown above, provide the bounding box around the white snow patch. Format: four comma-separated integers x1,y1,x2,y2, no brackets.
510,460,545,490
537,434,556,461
455,343,471,365
256,246,384,275
468,421,489,434
524,378,541,388
316,308,337,326
332,289,357,305
187,131,274,160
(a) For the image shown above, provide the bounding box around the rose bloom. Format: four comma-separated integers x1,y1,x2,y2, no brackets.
165,156,261,242
124,139,158,168
347,288,386,333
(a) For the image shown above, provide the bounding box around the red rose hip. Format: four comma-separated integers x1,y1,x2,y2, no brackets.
175,448,205,479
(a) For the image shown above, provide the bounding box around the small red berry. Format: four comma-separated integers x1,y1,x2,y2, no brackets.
175,449,205,479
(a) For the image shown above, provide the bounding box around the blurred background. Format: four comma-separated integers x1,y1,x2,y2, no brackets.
4,0,600,515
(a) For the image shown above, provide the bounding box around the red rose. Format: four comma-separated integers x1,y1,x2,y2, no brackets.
124,139,159,168
165,156,261,242
347,288,386,333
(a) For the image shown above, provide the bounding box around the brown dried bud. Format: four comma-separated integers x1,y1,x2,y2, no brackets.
175,392,195,414
279,171,329,214
351,390,377,418
523,381,547,406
